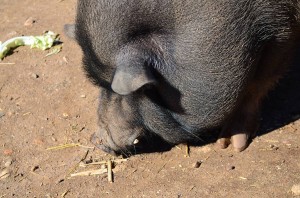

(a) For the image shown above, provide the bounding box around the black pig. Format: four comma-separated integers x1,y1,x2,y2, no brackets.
70,0,300,155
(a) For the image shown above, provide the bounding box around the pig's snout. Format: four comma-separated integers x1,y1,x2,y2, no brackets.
91,133,118,156
90,128,141,156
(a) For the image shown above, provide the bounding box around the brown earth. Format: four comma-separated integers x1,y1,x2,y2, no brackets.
0,0,299,197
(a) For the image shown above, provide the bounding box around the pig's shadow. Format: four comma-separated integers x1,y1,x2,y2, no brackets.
136,48,300,155
259,48,300,135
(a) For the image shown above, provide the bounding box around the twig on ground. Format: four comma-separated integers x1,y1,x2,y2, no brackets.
185,144,190,157
126,169,137,178
46,143,80,150
46,143,94,150
79,159,127,167
0,63,15,65
65,150,89,178
157,162,167,173
175,145,182,150
78,145,94,149
107,160,113,183
70,169,107,177
61,189,70,198
80,150,89,162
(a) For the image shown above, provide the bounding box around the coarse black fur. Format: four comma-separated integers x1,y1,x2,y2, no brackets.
75,0,300,154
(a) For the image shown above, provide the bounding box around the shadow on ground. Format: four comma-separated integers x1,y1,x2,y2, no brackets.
259,48,300,134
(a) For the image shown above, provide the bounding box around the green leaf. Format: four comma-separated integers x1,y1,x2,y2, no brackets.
0,31,59,60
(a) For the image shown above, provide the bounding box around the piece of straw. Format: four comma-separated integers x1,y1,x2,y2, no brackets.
107,160,113,183
70,169,107,177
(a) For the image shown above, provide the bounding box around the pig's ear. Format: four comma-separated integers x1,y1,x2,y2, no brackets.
111,68,155,95
64,24,76,39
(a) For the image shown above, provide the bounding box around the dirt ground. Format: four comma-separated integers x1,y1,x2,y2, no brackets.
0,0,300,197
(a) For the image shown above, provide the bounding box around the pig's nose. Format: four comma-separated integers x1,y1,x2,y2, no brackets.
90,133,118,156
90,132,103,145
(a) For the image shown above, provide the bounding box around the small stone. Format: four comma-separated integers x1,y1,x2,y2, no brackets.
291,184,300,196
62,113,69,118
193,161,202,168
270,144,279,150
80,94,86,98
24,17,36,27
3,149,13,156
63,56,69,63
4,158,13,167
226,165,235,171
30,73,39,79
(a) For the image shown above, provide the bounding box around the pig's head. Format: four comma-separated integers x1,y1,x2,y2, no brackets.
86,39,188,156
90,89,147,156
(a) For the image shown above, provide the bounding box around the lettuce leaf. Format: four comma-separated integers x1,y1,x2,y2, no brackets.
0,31,59,59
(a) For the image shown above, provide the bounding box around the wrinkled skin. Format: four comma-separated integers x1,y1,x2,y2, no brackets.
71,0,300,155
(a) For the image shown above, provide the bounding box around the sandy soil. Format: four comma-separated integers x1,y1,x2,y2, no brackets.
0,1,299,197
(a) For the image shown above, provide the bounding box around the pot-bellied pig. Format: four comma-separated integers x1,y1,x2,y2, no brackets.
69,0,300,155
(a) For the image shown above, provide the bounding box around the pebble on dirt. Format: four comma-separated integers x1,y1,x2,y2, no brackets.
226,165,236,171
270,144,279,150
193,161,202,168
30,73,40,79
4,158,13,167
62,113,69,119
3,149,13,156
63,56,69,63
24,17,36,27
291,184,300,196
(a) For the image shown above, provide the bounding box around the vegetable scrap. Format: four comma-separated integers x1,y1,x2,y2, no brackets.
0,31,60,60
